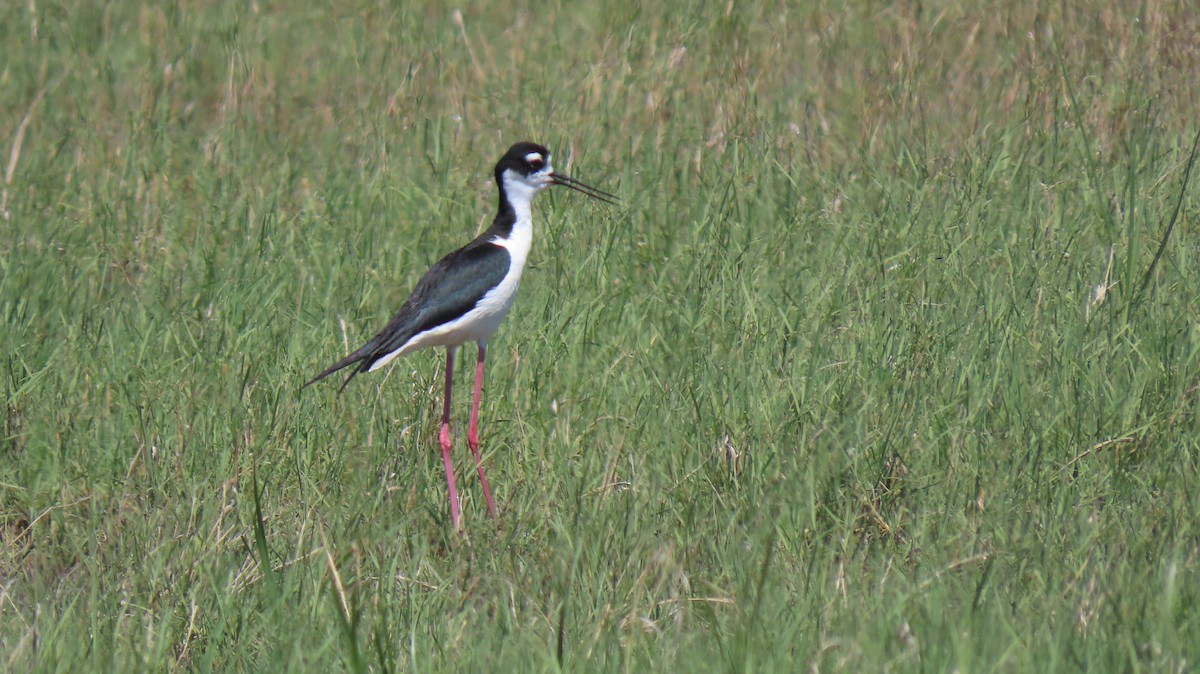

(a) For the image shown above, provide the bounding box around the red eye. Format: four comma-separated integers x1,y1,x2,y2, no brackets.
524,152,545,169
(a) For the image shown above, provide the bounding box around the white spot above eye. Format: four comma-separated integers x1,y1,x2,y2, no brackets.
524,152,544,165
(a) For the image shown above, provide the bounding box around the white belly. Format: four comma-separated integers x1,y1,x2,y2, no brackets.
366,222,531,372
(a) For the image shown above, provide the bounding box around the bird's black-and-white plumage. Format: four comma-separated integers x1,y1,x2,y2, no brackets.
304,141,616,392
305,140,615,529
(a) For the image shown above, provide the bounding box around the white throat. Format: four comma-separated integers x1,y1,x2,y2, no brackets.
494,168,548,265
500,167,550,221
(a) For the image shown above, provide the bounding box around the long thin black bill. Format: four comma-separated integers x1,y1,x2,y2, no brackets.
551,174,620,205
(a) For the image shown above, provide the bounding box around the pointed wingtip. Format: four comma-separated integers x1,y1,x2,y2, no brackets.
336,366,363,395
302,348,371,393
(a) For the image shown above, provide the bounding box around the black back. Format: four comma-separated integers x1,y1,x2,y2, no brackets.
302,142,549,392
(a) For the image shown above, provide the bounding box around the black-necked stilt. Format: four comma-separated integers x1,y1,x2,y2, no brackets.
304,141,616,530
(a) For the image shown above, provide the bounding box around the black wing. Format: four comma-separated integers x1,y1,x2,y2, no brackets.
304,241,511,392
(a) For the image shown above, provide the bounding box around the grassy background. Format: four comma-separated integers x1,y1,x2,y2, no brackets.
3,0,1200,671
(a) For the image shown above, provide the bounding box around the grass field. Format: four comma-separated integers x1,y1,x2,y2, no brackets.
3,1,1200,671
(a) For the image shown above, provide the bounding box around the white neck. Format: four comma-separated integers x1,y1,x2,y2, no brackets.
494,169,540,266
501,168,545,220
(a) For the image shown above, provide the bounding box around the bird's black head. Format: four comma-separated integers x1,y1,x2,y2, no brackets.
495,142,553,181
493,141,618,206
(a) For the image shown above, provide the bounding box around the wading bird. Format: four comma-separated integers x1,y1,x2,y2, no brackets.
304,141,617,529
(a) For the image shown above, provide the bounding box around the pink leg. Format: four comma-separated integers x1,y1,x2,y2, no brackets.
439,346,462,530
468,342,497,518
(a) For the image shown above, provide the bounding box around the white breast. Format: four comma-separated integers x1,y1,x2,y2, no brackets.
366,189,535,371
